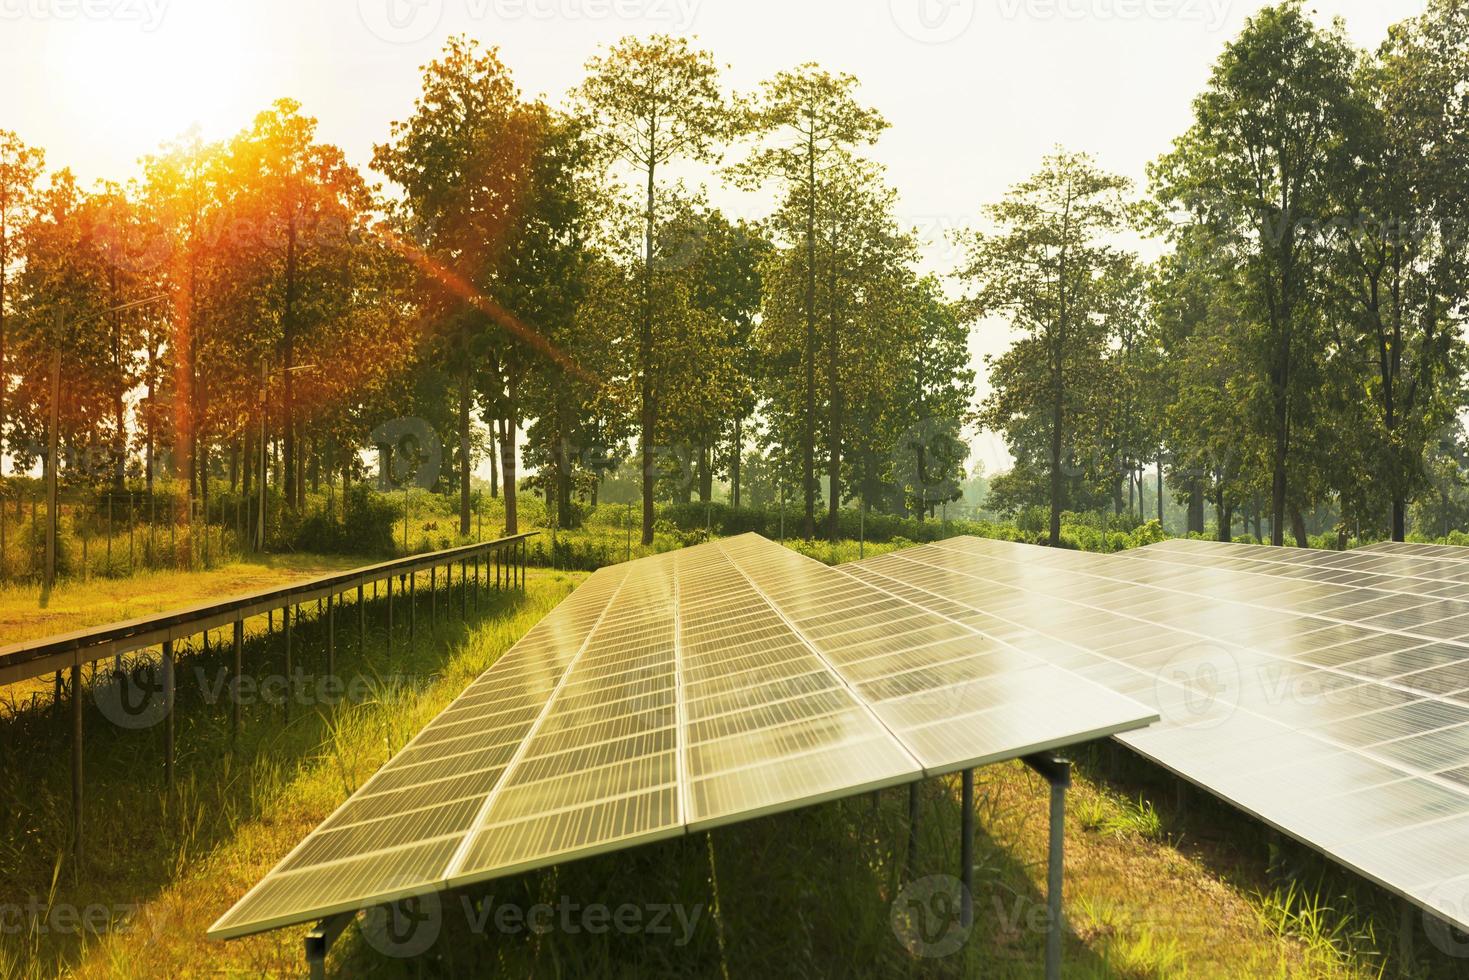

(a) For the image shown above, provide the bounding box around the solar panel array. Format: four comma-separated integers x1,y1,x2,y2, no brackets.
848,537,1469,932
211,534,1154,940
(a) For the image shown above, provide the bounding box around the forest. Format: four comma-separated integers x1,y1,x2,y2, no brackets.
0,0,1466,557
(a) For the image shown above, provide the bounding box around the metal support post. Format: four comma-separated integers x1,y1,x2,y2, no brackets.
284,606,293,721
907,780,920,878
1023,754,1071,980
232,619,243,742
960,769,975,928
71,662,83,868
163,640,175,786
304,912,353,980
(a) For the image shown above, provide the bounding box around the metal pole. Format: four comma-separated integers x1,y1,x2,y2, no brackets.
232,619,243,743
71,662,83,868
163,641,175,787
430,565,437,628
1024,755,1071,980
906,780,919,878
409,572,416,646
960,769,975,928
358,584,365,654
386,575,394,657
326,593,336,679
284,605,293,722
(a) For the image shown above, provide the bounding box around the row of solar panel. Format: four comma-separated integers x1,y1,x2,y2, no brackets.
847,537,1469,929
211,535,1153,939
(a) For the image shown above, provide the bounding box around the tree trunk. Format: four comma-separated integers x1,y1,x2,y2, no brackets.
640,158,657,547
488,422,499,498
283,217,298,510
242,431,253,501
802,138,818,541
555,409,572,529
827,219,842,544
1187,479,1205,536
731,417,742,509
501,410,518,535
1157,458,1164,531
458,368,472,536
1289,505,1309,548
698,441,713,504
1391,497,1406,543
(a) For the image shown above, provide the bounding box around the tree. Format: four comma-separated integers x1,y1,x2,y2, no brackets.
1152,1,1360,545
578,34,728,545
0,131,44,476
1319,0,1469,540
374,37,540,534
734,65,886,539
961,149,1133,546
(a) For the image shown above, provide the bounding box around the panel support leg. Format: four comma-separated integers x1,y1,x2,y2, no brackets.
1024,754,1070,980
906,780,920,878
232,619,243,744
358,584,365,655
386,575,394,659
409,571,416,646
305,912,353,980
284,606,293,722
326,594,336,680
960,769,975,928
71,662,83,869
163,640,175,786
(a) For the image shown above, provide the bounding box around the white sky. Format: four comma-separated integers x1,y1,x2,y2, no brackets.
0,0,1428,477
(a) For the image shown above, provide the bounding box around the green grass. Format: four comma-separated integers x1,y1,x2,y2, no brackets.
3,533,1466,978
0,567,582,979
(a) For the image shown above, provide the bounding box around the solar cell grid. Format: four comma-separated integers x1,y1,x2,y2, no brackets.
849,536,1469,931
211,535,1153,940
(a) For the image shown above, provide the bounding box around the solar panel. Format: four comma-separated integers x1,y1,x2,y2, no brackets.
211,534,1155,941
849,537,1469,932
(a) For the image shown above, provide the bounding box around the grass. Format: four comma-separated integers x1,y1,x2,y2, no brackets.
0,551,365,645
2,534,1465,977
0,567,582,979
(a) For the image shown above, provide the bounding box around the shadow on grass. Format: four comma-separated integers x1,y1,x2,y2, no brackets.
0,571,535,977
331,774,1109,978
1074,741,1469,980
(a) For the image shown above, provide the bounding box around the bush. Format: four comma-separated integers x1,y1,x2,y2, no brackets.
289,485,396,555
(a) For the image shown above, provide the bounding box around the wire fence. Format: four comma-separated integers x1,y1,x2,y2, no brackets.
0,488,258,584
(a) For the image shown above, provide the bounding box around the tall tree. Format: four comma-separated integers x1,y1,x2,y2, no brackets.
374,37,539,534
0,131,44,476
1152,1,1360,545
578,34,727,545
734,65,886,539
961,149,1133,546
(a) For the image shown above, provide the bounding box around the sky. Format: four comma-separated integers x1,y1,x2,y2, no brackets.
0,0,1430,478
